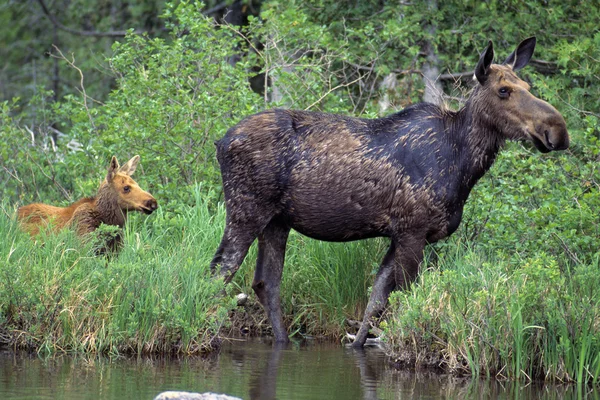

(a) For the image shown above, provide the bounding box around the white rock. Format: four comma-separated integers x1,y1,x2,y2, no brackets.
153,391,242,400
236,293,248,306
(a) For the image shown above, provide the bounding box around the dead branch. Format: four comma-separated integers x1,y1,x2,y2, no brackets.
26,152,72,201
439,70,474,81
305,75,364,110
49,45,98,133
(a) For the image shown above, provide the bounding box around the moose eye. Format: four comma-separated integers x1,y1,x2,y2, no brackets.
498,87,510,98
123,186,131,193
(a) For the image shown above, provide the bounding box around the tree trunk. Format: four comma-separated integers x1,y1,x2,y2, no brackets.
378,73,398,116
421,0,443,105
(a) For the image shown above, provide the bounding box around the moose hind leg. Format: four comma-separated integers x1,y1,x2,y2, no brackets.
252,218,291,343
210,218,266,283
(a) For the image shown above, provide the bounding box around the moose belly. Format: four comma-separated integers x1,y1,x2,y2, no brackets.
285,208,391,242
282,187,393,242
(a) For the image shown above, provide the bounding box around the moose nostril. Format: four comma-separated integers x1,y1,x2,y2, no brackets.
544,130,555,149
147,199,158,209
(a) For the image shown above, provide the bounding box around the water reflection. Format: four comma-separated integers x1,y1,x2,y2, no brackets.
247,342,283,400
0,341,598,400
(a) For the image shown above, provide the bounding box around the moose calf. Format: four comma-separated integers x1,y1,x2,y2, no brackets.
18,155,158,252
210,37,569,347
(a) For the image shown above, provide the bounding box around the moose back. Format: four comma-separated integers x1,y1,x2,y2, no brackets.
210,37,569,347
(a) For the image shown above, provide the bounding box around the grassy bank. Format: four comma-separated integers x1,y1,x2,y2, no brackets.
384,242,600,384
2,183,599,385
0,187,229,355
0,185,381,354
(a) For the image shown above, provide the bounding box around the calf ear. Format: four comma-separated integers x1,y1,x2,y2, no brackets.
107,156,119,182
475,40,494,85
118,155,140,176
503,36,536,71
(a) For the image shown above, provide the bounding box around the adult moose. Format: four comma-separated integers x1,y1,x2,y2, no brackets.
211,37,569,347
18,155,158,252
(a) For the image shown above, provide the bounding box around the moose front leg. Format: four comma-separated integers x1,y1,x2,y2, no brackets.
352,242,397,348
352,236,425,348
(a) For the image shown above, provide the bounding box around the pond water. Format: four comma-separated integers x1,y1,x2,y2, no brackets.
0,339,597,400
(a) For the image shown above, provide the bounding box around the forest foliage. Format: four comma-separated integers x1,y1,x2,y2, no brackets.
2,0,598,261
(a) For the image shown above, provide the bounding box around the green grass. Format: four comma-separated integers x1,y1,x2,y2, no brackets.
210,202,388,338
0,186,229,355
279,234,387,337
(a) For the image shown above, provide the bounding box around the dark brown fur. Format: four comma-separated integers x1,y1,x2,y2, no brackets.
210,37,569,347
18,155,158,252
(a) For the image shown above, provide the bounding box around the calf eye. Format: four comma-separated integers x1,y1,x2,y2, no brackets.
123,186,131,193
498,87,510,98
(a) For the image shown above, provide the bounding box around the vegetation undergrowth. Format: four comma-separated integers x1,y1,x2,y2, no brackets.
4,181,599,385
230,232,387,339
0,187,229,355
383,138,600,385
384,241,600,385
0,184,383,354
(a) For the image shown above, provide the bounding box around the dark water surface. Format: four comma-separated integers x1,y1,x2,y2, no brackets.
0,339,597,400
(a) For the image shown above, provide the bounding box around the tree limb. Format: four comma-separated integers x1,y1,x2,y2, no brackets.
203,2,229,16
439,70,474,81
305,75,364,111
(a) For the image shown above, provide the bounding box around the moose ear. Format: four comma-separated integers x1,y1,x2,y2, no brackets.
475,40,494,85
118,155,140,176
107,156,119,182
503,36,536,71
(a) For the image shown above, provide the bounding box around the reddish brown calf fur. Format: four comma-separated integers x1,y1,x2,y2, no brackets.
18,155,158,251
210,37,570,347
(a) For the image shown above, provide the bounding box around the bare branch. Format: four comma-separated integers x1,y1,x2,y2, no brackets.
203,2,228,16
218,23,263,59
25,126,35,145
49,46,98,133
529,59,559,75
552,232,581,265
3,166,22,184
439,71,474,81
305,75,364,111
26,152,72,201
438,59,560,81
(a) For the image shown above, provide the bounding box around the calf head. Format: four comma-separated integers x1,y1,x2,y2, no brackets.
105,155,158,214
474,37,569,152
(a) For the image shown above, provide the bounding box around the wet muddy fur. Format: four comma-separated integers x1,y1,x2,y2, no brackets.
18,155,158,252
211,37,570,347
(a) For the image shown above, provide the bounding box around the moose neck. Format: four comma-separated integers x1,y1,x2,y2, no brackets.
95,183,126,227
454,89,506,187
